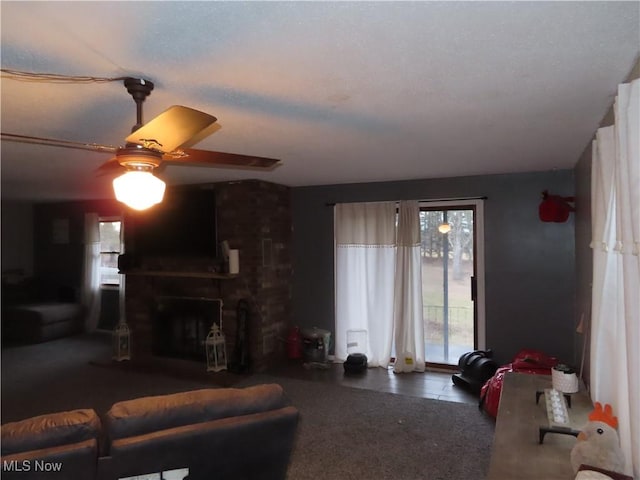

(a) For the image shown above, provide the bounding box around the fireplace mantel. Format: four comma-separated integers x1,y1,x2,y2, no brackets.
121,269,238,280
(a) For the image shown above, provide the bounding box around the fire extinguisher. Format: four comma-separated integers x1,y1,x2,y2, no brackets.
286,326,302,360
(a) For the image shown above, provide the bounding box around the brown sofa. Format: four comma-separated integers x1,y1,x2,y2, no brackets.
1,384,299,480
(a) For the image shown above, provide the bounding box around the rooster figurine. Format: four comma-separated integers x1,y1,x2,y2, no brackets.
570,402,626,474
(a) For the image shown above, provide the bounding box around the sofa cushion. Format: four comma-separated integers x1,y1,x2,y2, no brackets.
104,384,288,444
7,303,84,326
1,409,101,456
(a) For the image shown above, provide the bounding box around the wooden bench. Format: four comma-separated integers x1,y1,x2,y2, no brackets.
487,372,592,480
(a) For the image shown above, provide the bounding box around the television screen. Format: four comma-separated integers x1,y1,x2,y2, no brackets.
128,185,218,258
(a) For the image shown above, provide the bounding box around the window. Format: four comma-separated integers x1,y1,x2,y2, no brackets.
99,219,122,286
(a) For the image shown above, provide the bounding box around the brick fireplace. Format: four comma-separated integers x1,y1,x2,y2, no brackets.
122,180,292,372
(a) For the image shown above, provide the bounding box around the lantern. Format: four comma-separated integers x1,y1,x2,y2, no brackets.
113,322,131,361
206,324,227,372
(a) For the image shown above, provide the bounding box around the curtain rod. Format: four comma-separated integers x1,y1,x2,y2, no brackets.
325,196,488,206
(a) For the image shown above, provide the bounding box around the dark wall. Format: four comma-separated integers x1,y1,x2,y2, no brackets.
1,200,34,277
33,199,122,301
291,170,576,365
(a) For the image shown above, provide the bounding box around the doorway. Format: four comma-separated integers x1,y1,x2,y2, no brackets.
419,201,485,367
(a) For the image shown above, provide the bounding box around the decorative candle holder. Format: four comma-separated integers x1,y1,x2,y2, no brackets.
113,322,131,361
206,324,227,372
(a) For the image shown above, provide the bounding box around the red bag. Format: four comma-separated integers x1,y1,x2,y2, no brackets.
479,349,558,418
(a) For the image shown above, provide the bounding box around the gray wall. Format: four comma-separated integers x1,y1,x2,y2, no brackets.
291,170,576,366
1,200,34,277
33,199,122,301
574,146,593,382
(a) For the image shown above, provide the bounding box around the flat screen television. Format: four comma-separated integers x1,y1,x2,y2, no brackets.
127,185,218,259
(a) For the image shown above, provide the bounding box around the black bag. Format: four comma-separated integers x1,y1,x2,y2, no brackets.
452,350,497,393
344,353,368,374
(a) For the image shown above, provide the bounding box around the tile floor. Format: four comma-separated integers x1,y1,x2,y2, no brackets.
267,361,479,405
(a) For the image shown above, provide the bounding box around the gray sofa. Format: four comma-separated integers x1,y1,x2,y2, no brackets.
2,302,84,344
1,408,101,479
1,384,299,480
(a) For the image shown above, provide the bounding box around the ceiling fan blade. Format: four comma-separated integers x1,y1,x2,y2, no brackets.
1,132,117,154
95,157,125,177
125,106,217,153
163,148,281,170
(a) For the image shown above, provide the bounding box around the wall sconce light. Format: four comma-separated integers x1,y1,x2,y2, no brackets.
438,222,452,234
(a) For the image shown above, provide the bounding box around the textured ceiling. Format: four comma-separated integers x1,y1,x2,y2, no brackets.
1,1,639,201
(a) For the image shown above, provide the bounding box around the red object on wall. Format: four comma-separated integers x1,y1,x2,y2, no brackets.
286,326,302,360
539,190,575,222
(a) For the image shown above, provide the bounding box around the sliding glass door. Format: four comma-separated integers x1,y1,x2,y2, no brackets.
419,203,483,366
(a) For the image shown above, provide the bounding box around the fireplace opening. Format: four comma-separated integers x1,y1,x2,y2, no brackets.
152,296,222,362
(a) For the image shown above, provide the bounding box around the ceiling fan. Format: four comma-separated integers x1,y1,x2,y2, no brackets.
1,77,281,209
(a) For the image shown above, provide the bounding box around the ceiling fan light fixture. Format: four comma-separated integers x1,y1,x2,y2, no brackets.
438,222,452,234
113,168,166,211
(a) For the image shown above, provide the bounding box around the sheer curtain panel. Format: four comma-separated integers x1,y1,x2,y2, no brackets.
590,78,639,478
82,213,101,331
393,201,425,373
335,202,396,367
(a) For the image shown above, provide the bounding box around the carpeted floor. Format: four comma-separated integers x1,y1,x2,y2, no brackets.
1,333,224,421
1,334,495,479
240,374,495,480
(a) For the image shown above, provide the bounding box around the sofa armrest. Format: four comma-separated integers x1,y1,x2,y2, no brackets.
1,409,101,456
0,438,98,480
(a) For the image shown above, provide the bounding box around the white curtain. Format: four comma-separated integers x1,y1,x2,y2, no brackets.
335,202,396,367
82,213,101,331
590,78,639,478
393,200,425,373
